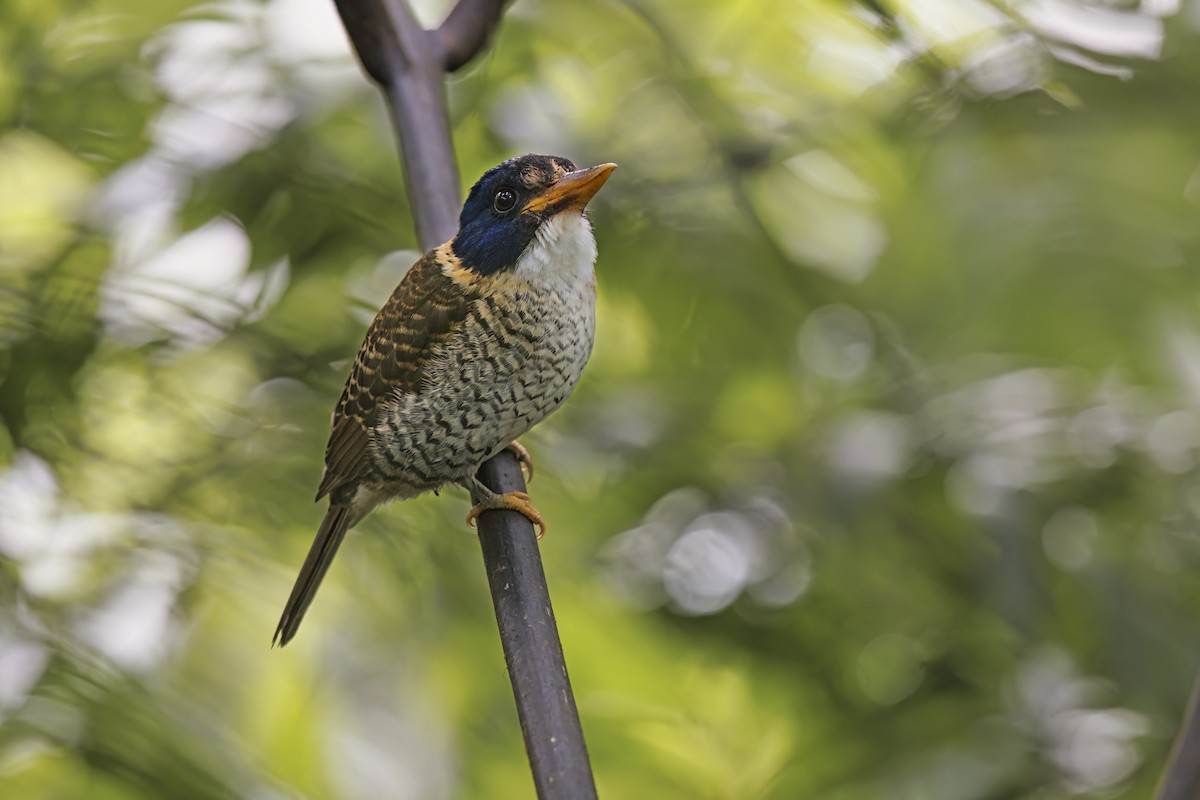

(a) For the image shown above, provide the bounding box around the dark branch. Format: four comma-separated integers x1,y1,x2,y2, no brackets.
475,454,597,798
1159,678,1200,800
436,0,510,72
332,0,401,87
329,0,598,796
333,0,461,246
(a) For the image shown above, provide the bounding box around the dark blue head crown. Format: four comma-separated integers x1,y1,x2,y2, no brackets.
452,154,577,276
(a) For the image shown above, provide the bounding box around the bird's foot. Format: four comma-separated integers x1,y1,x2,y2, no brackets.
504,440,534,484
466,490,547,540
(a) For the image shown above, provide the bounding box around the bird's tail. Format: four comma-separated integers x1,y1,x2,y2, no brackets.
273,503,353,647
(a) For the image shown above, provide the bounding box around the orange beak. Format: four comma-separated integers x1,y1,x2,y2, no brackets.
522,163,617,215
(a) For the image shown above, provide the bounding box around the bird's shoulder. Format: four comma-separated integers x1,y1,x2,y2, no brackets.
317,245,480,500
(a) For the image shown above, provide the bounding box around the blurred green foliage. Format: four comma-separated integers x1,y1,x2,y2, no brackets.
3,0,1200,797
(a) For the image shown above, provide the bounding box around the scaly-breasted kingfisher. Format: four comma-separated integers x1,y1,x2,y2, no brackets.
274,154,616,646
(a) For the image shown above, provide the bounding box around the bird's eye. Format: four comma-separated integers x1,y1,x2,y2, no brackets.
493,188,517,213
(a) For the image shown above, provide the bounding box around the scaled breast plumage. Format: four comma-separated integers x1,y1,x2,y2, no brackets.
318,233,597,504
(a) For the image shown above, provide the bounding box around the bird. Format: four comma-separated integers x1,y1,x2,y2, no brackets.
273,154,616,647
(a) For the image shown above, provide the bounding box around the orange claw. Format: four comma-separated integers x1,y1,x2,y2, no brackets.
466,490,547,540
505,440,534,484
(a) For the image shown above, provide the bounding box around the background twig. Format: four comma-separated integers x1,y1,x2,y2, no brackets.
329,0,598,797
1160,678,1200,800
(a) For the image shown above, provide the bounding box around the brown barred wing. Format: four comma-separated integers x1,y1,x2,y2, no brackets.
316,251,477,501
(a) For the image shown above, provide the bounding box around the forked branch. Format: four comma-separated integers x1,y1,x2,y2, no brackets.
327,1,598,797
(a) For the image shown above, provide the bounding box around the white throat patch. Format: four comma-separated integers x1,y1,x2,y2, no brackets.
514,211,597,284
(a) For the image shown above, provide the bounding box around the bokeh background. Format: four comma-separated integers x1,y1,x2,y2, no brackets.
3,0,1200,797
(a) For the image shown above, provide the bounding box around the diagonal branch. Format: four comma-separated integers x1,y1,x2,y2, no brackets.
328,1,596,797
436,0,508,71
330,0,399,86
